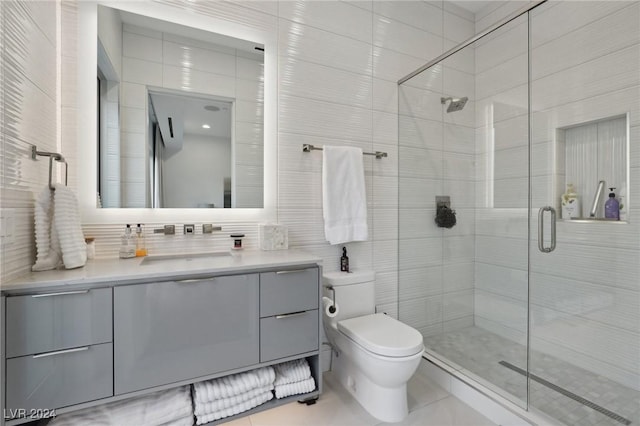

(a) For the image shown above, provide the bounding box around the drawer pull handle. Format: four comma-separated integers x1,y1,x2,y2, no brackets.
275,311,306,319
275,269,308,275
33,346,89,359
175,278,210,284
32,290,89,298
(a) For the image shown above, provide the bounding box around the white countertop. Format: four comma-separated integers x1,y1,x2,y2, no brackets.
1,249,322,295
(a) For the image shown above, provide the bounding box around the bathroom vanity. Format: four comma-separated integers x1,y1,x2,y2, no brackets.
1,250,323,425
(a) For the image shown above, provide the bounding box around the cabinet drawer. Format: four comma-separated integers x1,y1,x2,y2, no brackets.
114,275,259,394
6,288,112,358
260,268,318,318
260,310,319,362
6,343,113,414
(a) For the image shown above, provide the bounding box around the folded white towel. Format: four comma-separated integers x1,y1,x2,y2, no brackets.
195,391,273,424
193,366,275,403
274,358,311,386
275,377,316,399
159,417,195,426
322,146,368,245
48,386,192,426
32,184,86,271
194,384,273,416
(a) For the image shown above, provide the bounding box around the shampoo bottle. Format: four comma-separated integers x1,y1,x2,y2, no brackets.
119,224,135,259
604,188,620,220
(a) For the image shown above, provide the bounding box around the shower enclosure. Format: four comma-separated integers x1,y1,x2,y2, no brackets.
397,2,640,425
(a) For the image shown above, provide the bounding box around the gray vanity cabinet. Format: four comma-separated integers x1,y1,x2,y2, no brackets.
114,274,260,394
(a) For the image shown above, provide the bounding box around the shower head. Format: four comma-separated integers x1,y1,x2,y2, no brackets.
441,96,468,113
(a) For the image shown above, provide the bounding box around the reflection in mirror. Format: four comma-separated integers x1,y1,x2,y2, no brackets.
97,5,264,208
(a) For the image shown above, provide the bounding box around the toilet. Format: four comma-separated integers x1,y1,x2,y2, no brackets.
323,270,424,423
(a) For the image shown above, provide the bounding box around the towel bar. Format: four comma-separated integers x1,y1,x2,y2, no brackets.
302,144,388,159
31,145,68,189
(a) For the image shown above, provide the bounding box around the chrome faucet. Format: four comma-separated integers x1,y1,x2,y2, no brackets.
589,180,606,218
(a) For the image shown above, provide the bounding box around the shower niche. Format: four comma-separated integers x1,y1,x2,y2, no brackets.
554,114,629,222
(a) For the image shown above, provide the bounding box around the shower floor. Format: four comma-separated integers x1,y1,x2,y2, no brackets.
424,326,640,426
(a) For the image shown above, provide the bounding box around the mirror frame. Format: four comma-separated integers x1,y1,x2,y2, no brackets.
77,1,276,223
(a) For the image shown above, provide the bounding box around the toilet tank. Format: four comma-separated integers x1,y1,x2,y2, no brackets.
323,270,375,320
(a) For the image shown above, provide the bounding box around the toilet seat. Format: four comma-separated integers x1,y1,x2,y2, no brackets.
337,313,423,357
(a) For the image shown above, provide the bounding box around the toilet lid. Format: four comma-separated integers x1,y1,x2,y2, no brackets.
337,313,424,357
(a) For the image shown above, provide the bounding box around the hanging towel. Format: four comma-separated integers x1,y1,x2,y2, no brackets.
32,184,86,271
322,146,368,245
32,187,62,271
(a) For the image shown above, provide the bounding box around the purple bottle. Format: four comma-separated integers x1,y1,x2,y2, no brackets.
604,188,620,220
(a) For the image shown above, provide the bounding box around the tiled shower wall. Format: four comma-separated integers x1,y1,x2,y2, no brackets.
1,0,472,321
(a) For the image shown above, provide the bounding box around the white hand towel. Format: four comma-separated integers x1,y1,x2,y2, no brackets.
195,391,273,424
194,385,273,416
53,184,87,269
32,187,62,271
274,358,311,386
275,377,316,399
322,146,368,245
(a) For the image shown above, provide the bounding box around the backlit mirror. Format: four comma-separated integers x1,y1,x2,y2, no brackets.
97,5,264,208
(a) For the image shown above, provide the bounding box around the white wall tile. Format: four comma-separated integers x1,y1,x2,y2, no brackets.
123,31,163,63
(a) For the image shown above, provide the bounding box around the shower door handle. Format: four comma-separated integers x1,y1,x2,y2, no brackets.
537,206,557,253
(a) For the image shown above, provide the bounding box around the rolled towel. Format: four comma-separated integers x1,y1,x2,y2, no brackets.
274,358,311,386
194,385,273,417
195,391,273,425
193,366,275,403
48,386,192,426
275,377,316,399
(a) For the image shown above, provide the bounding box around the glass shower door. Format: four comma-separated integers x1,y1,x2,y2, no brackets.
397,12,530,409
528,2,640,425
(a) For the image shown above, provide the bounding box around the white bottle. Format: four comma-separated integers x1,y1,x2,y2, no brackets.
561,183,581,219
119,224,135,259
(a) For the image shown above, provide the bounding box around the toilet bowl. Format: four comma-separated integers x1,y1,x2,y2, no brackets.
323,271,424,423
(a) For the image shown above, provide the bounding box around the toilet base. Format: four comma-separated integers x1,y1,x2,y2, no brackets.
333,352,409,423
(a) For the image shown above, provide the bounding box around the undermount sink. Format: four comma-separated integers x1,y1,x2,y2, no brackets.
139,251,231,265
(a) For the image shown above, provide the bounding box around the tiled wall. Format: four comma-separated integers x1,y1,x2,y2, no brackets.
2,0,467,317
0,1,60,282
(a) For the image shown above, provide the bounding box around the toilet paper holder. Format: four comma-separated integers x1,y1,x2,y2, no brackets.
324,285,337,314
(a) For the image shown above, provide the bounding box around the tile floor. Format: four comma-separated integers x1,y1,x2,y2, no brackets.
424,326,640,426
223,361,497,426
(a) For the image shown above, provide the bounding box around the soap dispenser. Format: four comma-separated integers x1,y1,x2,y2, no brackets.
340,247,349,272
119,224,136,259
604,188,620,220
